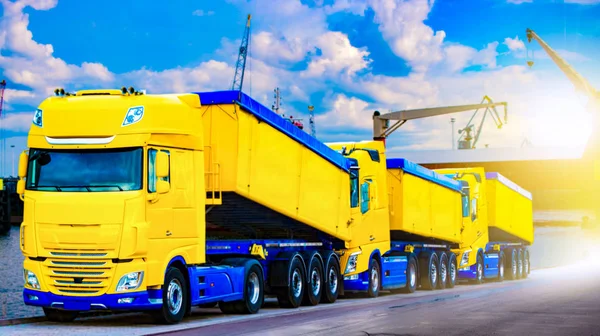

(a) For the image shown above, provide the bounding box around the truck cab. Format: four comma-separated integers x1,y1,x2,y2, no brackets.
434,167,490,283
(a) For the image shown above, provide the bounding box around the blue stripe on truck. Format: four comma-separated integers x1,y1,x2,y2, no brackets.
386,158,463,192
193,90,353,173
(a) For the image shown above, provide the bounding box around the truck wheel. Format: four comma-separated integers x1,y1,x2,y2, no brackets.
152,267,188,324
437,253,448,290
367,258,381,298
277,257,305,308
420,252,439,290
302,256,323,306
473,253,484,284
321,254,340,304
401,255,417,293
505,249,517,280
522,250,530,278
516,249,524,279
447,253,457,288
497,251,505,282
43,308,78,322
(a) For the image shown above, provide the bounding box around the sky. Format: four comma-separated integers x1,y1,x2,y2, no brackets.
0,0,599,176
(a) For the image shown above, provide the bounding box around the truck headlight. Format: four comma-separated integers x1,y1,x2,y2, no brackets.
344,251,362,274
460,250,471,267
116,271,144,292
24,269,40,289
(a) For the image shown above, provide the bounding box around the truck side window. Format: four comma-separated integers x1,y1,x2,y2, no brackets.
471,198,478,221
461,194,470,217
350,168,359,208
360,181,370,214
148,148,171,193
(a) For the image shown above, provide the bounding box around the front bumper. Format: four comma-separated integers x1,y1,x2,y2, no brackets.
458,264,478,280
343,270,369,292
23,288,163,311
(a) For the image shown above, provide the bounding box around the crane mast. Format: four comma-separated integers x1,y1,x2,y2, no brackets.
0,80,6,177
231,14,251,93
525,27,600,225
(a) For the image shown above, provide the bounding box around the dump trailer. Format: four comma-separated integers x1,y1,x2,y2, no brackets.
16,89,390,324
434,168,533,283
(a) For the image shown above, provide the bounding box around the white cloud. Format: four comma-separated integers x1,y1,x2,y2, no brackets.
315,94,373,129
367,0,446,73
0,0,114,99
302,31,371,78
251,31,311,64
504,36,526,51
0,111,32,132
192,9,215,16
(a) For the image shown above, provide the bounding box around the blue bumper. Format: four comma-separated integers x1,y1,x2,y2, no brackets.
23,288,163,311
458,264,478,280
343,271,370,292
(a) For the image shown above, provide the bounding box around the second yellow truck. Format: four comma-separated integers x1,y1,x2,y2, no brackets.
16,88,533,324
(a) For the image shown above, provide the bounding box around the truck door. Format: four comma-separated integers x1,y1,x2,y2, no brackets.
146,147,175,241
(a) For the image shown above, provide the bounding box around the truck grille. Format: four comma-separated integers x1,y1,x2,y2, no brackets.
43,258,115,296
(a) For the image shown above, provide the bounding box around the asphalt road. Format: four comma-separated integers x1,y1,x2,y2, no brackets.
2,254,599,336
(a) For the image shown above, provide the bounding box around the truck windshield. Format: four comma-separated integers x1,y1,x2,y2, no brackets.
25,147,143,192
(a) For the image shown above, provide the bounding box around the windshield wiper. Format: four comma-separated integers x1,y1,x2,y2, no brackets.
88,185,124,191
28,186,62,191
54,186,92,191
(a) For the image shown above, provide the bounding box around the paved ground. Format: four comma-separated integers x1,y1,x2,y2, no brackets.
1,255,599,336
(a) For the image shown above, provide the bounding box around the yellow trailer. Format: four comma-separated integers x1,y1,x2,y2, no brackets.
485,172,534,245
387,159,462,244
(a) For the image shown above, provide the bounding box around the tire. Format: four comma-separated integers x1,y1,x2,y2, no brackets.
447,253,457,288
497,251,505,282
522,249,530,279
367,258,381,298
43,308,78,322
517,249,524,279
320,254,340,304
302,256,323,306
470,253,484,285
420,252,439,290
277,257,305,308
219,263,264,314
401,255,417,294
152,267,188,324
506,249,518,280
437,253,448,290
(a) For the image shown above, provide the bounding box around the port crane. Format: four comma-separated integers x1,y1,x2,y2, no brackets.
372,98,508,146
525,28,600,224
231,14,251,94
457,96,507,149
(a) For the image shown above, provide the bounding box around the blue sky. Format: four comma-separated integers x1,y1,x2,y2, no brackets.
0,0,599,176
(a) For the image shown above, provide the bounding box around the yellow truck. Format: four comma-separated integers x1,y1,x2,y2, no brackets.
16,87,533,324
17,88,389,323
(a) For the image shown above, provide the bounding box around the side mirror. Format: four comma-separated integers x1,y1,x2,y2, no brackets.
18,152,28,178
156,151,169,178
156,180,169,194
17,179,25,195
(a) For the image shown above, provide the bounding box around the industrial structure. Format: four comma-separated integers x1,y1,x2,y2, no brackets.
231,14,251,94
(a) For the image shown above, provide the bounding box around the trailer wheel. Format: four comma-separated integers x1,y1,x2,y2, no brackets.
43,308,78,322
506,249,517,280
517,249,524,279
153,267,188,324
401,255,417,294
277,257,305,308
437,253,448,290
497,251,505,282
522,249,530,278
419,252,439,290
302,256,323,306
367,257,381,298
447,253,457,288
321,254,340,304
